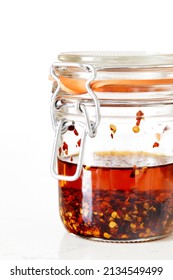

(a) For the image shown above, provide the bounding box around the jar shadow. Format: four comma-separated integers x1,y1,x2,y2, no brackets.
57,232,173,260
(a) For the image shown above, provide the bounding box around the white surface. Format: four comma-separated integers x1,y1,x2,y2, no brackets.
0,0,173,260
1,215,173,260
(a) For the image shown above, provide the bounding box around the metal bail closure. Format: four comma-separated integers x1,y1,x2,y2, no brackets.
50,62,101,181
50,62,101,133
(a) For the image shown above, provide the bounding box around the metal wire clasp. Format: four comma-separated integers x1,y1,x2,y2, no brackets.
50,62,101,181
50,62,100,133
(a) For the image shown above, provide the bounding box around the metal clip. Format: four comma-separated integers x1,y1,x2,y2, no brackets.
50,62,101,133
50,62,101,181
76,102,96,138
51,119,87,181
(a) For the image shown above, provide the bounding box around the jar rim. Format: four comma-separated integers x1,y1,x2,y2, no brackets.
58,51,173,68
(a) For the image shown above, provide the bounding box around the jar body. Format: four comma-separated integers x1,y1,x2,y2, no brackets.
57,102,173,242
50,52,173,242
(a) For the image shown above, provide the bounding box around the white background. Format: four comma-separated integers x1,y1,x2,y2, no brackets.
0,0,173,262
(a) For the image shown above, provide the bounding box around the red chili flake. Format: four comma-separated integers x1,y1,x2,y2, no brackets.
62,141,68,151
59,147,62,156
163,126,170,133
136,119,140,126
153,142,159,148
77,139,81,147
156,193,171,202
70,157,73,162
68,125,75,131
74,129,79,136
136,110,144,126
117,209,124,218
67,124,79,136
111,133,113,139
136,110,144,117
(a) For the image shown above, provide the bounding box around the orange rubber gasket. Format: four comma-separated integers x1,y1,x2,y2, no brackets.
59,76,173,94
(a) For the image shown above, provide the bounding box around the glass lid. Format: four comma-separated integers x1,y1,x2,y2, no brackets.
58,51,173,68
51,51,173,97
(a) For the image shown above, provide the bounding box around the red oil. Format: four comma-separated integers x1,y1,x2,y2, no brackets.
58,158,173,241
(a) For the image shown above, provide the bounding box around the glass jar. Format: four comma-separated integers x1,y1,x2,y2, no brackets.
50,52,173,242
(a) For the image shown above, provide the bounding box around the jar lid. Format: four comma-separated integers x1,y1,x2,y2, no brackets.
51,51,173,96
58,51,173,68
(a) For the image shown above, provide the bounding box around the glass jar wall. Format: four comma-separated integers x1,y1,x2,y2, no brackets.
50,52,173,242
